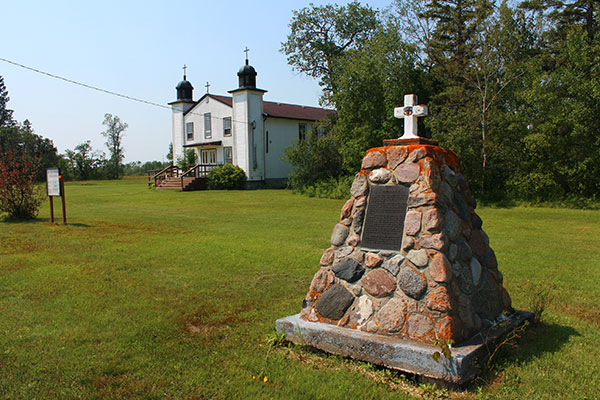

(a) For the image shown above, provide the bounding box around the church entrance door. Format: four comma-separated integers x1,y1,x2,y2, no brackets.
201,149,217,164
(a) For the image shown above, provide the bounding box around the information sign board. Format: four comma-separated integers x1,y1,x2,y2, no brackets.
46,168,61,196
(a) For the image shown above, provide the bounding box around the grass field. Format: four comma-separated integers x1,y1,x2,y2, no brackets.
1,177,599,399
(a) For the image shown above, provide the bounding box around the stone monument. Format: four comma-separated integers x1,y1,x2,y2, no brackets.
276,95,533,384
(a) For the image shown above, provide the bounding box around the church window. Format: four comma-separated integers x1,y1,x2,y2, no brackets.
186,122,194,140
223,117,232,136
204,113,212,138
224,146,233,164
299,123,307,141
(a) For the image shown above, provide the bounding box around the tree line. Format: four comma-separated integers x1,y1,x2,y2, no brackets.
283,0,600,203
0,76,168,182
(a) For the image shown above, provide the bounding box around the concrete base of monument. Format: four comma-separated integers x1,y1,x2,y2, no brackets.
275,310,533,385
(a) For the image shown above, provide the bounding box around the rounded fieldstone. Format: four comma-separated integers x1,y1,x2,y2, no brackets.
332,258,365,283
382,255,404,276
469,230,487,258
331,223,349,246
398,266,427,299
346,233,360,247
335,246,353,260
442,165,457,187
387,147,409,170
362,269,397,298
340,198,355,220
354,196,366,209
320,247,335,266
457,240,472,262
365,253,383,268
402,236,416,251
394,163,420,183
445,210,461,241
351,209,365,233
355,295,374,326
423,208,441,232
406,249,428,268
472,213,483,229
435,316,455,340
453,191,471,221
361,150,387,170
420,232,448,251
315,283,355,320
376,298,407,333
408,148,427,162
408,193,439,208
448,243,458,261
309,268,335,293
350,175,368,198
470,257,482,286
426,286,452,313
369,168,392,184
485,248,498,270
406,313,434,339
404,210,422,236
429,252,451,283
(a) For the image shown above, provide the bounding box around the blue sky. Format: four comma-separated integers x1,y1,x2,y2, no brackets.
1,0,390,163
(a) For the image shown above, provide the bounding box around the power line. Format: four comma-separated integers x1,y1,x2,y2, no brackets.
0,56,250,124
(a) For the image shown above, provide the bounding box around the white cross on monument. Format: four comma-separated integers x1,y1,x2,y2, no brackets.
394,94,428,140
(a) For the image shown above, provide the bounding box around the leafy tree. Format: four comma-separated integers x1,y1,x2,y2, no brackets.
0,150,44,220
0,76,14,127
177,148,197,171
331,26,429,172
281,1,380,104
284,132,344,189
64,141,107,180
101,113,127,179
166,142,173,164
0,122,59,181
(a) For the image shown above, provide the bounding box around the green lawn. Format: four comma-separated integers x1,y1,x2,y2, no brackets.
1,177,599,399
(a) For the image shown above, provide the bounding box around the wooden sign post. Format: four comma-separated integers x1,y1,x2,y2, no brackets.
46,168,66,224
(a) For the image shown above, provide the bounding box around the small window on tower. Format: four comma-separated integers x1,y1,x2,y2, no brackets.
223,117,232,136
186,122,194,140
204,113,212,139
299,123,307,141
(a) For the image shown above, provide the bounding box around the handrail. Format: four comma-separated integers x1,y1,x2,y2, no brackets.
179,163,221,190
148,165,181,187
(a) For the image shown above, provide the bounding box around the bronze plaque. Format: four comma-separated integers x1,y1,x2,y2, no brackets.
361,185,409,251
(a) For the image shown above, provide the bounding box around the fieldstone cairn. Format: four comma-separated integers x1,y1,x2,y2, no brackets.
277,95,531,384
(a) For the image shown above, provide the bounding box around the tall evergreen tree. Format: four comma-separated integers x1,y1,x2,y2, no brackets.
0,76,14,127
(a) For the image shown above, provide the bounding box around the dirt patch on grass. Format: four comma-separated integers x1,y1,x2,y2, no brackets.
180,299,256,341
558,303,600,327
0,237,41,255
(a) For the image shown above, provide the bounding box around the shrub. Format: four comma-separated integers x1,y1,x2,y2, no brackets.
293,175,354,199
0,150,45,219
207,164,247,190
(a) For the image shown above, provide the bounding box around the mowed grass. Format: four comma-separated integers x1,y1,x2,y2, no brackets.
0,177,599,399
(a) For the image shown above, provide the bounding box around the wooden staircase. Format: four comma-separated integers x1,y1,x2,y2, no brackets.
156,176,208,191
147,164,217,191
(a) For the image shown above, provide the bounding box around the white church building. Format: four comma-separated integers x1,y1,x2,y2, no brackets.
169,58,334,186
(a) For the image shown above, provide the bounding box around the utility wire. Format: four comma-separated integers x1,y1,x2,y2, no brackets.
0,56,250,124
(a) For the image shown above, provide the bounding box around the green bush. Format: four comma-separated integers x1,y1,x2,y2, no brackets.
207,164,247,190
292,175,354,199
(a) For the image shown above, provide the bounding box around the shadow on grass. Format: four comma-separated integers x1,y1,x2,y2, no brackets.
470,320,580,388
1,217,93,227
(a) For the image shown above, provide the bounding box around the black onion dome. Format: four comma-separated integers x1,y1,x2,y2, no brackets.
237,60,257,89
176,77,194,101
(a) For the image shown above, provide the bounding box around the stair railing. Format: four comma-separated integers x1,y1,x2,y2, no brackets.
149,165,181,188
179,164,221,190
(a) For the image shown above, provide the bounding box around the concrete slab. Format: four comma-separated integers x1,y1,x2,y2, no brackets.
275,310,533,384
